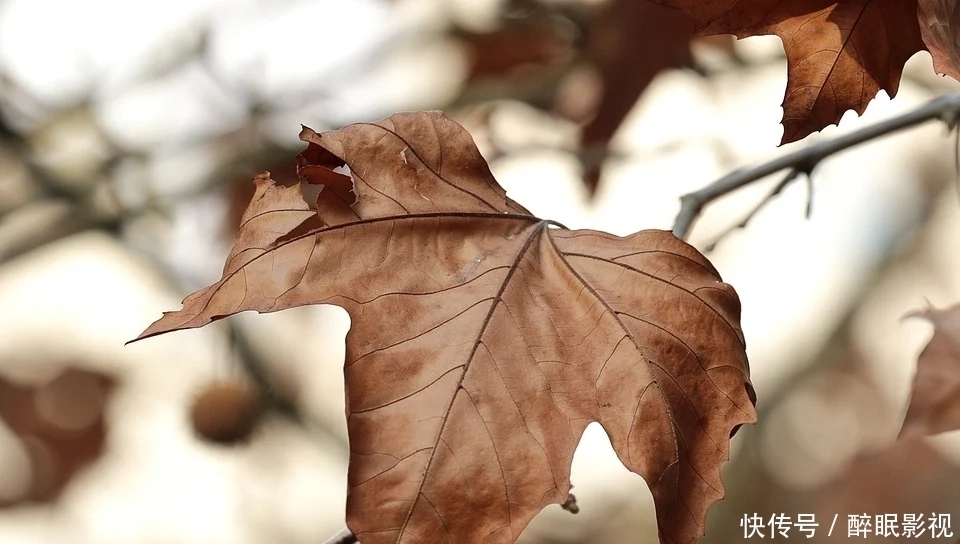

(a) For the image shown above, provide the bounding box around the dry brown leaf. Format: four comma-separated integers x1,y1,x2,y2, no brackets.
134,111,756,544
901,304,960,439
651,0,926,143
919,0,960,81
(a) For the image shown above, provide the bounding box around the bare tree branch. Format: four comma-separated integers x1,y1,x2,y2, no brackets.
673,93,960,240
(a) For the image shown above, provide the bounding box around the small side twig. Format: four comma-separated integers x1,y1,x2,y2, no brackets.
672,93,960,240
703,169,805,251
803,174,814,219
321,528,357,544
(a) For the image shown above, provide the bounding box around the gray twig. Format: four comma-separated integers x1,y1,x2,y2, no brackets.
672,93,960,240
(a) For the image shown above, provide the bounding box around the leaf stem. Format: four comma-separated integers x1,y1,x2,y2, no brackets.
672,93,960,240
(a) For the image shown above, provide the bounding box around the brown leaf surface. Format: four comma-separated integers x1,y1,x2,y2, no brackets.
134,111,756,544
901,304,960,439
919,0,960,81
652,0,925,143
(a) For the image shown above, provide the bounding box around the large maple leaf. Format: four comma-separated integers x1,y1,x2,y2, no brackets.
134,112,757,544
651,0,926,143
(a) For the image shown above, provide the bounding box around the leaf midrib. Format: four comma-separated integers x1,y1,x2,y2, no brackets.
394,220,550,543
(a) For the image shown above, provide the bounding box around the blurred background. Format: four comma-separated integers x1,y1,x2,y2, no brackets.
1,0,960,542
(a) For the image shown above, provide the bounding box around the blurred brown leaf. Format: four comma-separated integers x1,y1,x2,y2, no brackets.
918,0,960,82
901,304,960,439
651,0,926,143
0,368,114,506
577,0,694,193
456,19,572,82
817,440,960,527
134,111,755,544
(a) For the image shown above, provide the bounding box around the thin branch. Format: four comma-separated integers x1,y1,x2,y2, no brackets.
226,322,305,426
672,93,960,240
321,528,357,544
703,169,803,251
